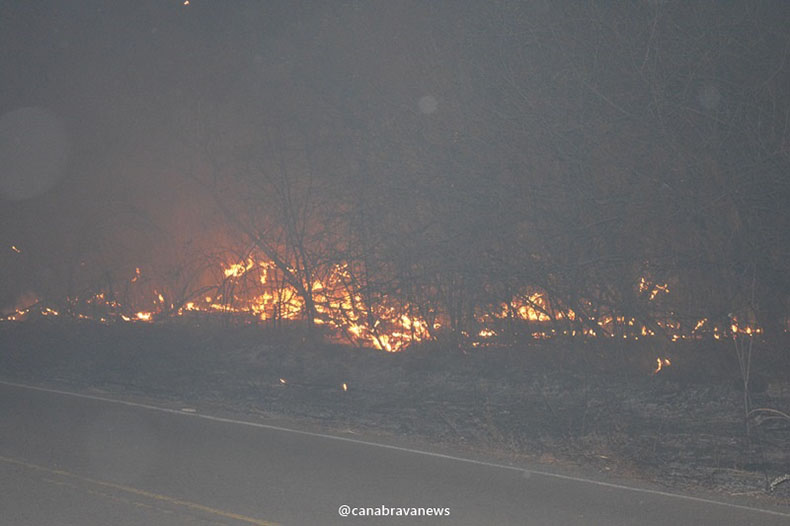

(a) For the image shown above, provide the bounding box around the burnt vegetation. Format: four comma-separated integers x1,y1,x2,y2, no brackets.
3,2,789,347
1,0,789,501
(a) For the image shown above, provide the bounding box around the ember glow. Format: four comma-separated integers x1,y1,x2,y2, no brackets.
654,358,672,374
0,251,766,352
639,277,669,301
0,1,785,367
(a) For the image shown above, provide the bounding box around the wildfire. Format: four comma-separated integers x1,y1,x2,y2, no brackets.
0,251,770,353
223,258,255,278
479,328,496,339
506,293,554,322
654,357,671,374
639,277,669,300
729,315,762,336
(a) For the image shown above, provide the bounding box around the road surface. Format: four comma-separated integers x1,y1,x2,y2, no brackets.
0,380,787,525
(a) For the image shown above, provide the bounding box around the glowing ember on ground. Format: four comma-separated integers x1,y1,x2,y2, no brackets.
654,357,671,374
0,253,770,352
479,328,496,339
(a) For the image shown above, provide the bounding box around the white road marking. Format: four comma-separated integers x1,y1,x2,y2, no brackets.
1,378,788,518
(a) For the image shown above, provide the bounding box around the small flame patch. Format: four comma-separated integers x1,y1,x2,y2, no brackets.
654,357,671,374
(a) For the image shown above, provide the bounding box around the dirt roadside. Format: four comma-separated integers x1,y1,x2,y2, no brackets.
2,319,789,509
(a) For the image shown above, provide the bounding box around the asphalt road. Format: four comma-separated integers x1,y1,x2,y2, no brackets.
0,380,787,526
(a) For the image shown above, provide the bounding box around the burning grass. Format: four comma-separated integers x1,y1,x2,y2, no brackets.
3,248,768,354
1,318,788,506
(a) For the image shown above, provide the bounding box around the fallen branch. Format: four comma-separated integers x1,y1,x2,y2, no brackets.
769,473,790,493
748,407,790,425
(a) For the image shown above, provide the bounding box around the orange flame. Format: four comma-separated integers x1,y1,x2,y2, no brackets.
0,252,768,349
654,357,671,374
